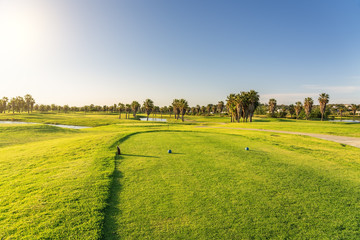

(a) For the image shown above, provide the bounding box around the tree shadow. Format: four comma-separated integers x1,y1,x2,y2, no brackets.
169,152,185,155
101,154,123,240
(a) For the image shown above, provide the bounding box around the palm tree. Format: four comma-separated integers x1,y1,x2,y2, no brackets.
268,98,277,117
195,105,200,115
217,101,224,114
304,97,313,120
200,106,206,115
235,93,246,122
288,104,295,118
9,97,16,114
168,105,173,118
143,99,154,121
226,94,236,122
337,105,346,121
351,104,358,120
206,104,213,115
125,104,131,119
318,93,330,121
160,106,168,118
247,90,260,122
178,99,188,122
2,97,8,113
131,101,140,118
211,105,216,114
118,103,125,119
24,94,34,114
172,99,180,119
294,101,302,119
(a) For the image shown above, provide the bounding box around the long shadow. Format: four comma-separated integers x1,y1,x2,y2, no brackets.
121,153,159,158
101,154,123,240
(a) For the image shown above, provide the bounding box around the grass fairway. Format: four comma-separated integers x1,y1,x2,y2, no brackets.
0,115,359,239
104,130,360,239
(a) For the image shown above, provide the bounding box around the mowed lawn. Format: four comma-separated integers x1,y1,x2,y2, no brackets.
104,130,360,239
0,124,124,239
0,118,359,239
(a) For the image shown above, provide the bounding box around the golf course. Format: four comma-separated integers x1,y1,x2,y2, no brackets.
0,113,359,239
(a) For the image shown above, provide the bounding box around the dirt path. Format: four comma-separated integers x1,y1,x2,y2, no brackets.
197,126,360,148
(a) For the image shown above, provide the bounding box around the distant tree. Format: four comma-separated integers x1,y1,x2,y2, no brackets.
318,93,330,121
235,93,246,122
268,98,277,117
168,105,173,118
247,90,260,122
288,104,295,118
172,99,181,119
160,106,168,118
131,101,140,118
118,103,125,119
63,105,70,113
294,101,302,119
206,104,213,115
125,104,131,119
50,104,57,112
154,106,160,117
2,97,8,113
39,104,47,112
337,105,346,120
178,99,188,122
84,105,89,114
217,101,224,114
351,104,358,120
226,94,236,122
143,99,154,121
304,97,314,120
279,105,287,118
24,94,34,114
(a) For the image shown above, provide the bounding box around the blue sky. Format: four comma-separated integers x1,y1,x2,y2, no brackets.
1,0,360,106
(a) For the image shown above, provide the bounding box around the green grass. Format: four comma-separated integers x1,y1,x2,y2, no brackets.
0,112,136,127
186,115,360,137
0,113,359,239
0,124,80,148
103,130,360,239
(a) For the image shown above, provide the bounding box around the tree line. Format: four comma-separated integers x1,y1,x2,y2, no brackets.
0,94,35,114
266,93,359,121
2,92,359,122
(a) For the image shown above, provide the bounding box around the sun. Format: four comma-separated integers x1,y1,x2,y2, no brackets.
0,2,53,59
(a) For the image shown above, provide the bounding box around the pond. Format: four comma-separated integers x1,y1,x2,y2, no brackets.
328,120,360,123
140,118,167,122
0,121,91,129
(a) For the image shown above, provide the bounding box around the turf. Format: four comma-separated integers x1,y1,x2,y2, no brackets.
0,114,359,239
103,130,360,239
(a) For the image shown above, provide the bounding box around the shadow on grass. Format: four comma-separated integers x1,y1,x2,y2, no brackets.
121,153,159,158
101,154,123,240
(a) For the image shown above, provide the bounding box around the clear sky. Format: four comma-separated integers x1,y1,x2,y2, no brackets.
1,0,360,106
